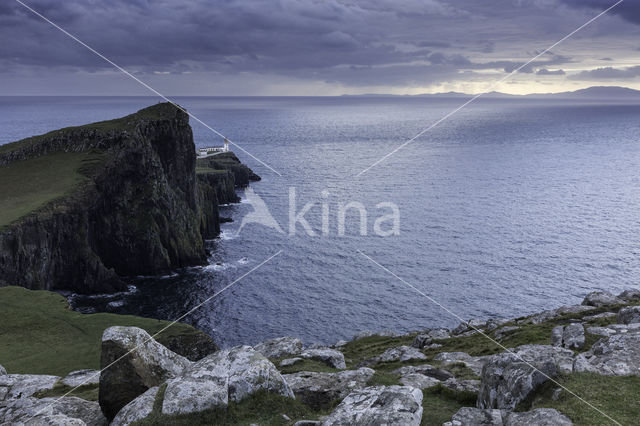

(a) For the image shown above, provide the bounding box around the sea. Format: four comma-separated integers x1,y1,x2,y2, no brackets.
1,95,639,347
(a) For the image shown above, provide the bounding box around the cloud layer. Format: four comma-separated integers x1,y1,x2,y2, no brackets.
1,0,639,95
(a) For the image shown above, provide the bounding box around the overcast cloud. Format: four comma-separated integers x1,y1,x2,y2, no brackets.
1,0,639,95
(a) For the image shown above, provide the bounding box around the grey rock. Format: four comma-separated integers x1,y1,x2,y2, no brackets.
62,370,100,388
295,421,323,426
442,378,480,394
280,357,303,367
520,305,594,325
352,331,375,340
111,386,158,426
99,326,190,420
617,306,640,324
433,352,488,376
364,346,427,365
443,407,503,426
495,326,520,341
486,319,510,332
321,385,423,426
0,374,60,399
0,396,106,426
582,291,624,307
505,408,572,425
586,326,615,337
253,337,303,359
159,331,218,361
551,326,564,347
334,340,348,348
412,328,451,348
392,364,454,381
0,365,5,376
573,331,640,375
618,289,640,302
300,348,347,369
162,345,293,415
552,324,585,349
582,312,616,321
284,368,375,410
453,319,486,335
398,374,440,389
478,345,574,410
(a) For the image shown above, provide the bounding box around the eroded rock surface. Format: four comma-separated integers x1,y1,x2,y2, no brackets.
434,352,488,376
478,345,574,410
617,306,640,325
0,396,106,426
254,337,303,359
551,323,585,349
62,370,100,388
111,387,158,426
0,374,60,400
284,368,375,410
582,291,624,307
99,326,190,420
574,331,640,376
300,348,346,369
321,385,423,426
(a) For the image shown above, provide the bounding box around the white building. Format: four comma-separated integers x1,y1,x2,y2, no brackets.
197,138,229,157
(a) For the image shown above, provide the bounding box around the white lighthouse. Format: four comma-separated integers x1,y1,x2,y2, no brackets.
224,137,229,152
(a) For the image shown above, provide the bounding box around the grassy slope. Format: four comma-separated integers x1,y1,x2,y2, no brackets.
0,151,100,228
0,286,203,376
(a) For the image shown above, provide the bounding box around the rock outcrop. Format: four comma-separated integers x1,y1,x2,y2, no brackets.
284,368,375,410
99,326,190,419
321,386,423,426
574,331,640,375
300,348,347,369
0,103,259,294
550,323,585,349
254,336,303,359
443,407,572,426
478,345,574,410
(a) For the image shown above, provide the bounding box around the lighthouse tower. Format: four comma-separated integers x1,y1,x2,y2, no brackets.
224,137,229,152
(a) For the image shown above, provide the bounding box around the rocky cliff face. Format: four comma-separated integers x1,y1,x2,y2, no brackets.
0,103,258,293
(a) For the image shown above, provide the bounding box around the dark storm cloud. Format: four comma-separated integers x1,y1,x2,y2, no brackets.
0,0,638,92
568,65,640,80
559,0,640,25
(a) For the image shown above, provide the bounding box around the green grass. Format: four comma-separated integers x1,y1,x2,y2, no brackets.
195,166,229,175
521,373,640,426
34,382,99,401
0,286,208,376
133,390,323,426
340,334,416,368
420,385,474,426
276,358,340,375
0,151,103,228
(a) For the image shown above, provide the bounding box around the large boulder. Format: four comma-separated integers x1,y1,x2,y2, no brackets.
111,386,159,426
0,374,60,399
0,396,106,425
321,385,423,426
158,331,218,361
581,291,624,307
300,348,346,369
392,364,453,381
551,324,585,349
478,345,574,410
617,306,640,325
99,326,190,420
253,337,303,359
574,331,640,375
0,365,5,376
618,289,640,302
412,328,451,348
284,368,375,410
161,345,293,416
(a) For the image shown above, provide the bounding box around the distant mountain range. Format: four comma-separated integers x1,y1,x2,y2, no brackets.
344,86,640,99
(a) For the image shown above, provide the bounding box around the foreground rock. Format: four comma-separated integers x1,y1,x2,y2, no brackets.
111,387,158,426
284,368,375,410
300,348,346,369
574,331,640,375
254,337,303,359
0,365,5,376
322,386,423,426
443,407,572,426
0,374,60,399
99,326,190,419
617,306,640,325
0,396,107,426
582,291,624,307
551,323,585,349
478,345,574,410
161,345,293,415
62,369,101,388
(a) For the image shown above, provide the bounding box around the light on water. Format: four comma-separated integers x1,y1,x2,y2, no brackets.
2,96,640,347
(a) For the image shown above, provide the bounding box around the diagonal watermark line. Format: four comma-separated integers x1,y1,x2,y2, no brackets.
356,0,625,177
29,250,283,421
14,0,282,177
357,249,622,426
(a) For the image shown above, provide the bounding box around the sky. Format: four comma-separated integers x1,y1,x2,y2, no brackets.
1,0,640,96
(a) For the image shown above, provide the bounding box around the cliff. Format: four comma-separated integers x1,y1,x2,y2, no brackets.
0,103,259,293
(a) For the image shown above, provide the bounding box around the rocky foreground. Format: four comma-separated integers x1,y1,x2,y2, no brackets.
2,289,640,425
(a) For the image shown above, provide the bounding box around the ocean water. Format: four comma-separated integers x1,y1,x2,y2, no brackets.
1,96,640,347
